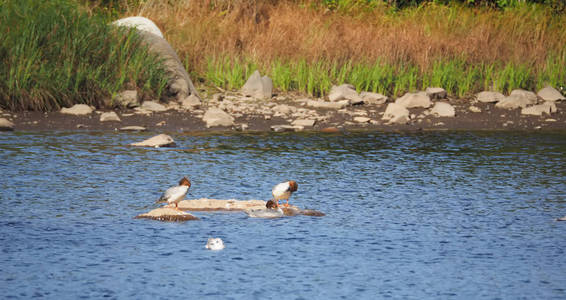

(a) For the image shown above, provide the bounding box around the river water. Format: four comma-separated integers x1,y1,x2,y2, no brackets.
1,131,565,299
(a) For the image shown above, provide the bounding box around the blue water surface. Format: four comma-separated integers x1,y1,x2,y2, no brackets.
0,131,565,299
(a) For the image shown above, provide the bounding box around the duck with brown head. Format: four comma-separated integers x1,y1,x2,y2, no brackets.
155,177,191,210
271,180,298,207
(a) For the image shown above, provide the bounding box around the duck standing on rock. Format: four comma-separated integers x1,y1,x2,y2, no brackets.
272,180,298,207
156,177,191,210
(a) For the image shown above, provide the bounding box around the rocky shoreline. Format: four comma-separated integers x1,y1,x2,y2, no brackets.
2,88,565,133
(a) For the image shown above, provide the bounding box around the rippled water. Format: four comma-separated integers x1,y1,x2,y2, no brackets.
1,131,565,299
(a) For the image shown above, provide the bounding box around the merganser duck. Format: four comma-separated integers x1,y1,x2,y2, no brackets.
245,200,284,218
205,238,225,250
272,180,298,207
156,177,191,210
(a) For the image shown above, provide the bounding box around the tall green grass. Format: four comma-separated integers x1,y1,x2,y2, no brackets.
0,0,168,111
203,54,566,98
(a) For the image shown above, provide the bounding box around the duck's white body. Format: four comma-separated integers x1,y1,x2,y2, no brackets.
246,207,284,218
158,185,189,206
272,181,294,202
206,238,225,250
157,177,191,208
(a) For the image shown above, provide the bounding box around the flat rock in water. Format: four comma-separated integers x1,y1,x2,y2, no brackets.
130,134,175,147
120,126,146,131
135,207,198,222
0,118,15,131
60,104,94,115
100,111,121,122
176,198,266,211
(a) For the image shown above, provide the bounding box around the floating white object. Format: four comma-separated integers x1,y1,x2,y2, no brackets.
206,238,225,250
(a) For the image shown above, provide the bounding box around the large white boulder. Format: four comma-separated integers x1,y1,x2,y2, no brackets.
537,86,565,102
100,111,121,122
360,92,387,105
328,84,363,104
131,134,175,147
476,91,505,103
395,92,432,108
430,102,455,117
112,16,164,38
241,70,273,99
60,104,93,115
521,102,557,116
382,103,410,124
202,108,235,127
0,118,14,131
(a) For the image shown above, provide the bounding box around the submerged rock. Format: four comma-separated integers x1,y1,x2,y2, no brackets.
130,134,175,147
205,238,225,250
246,208,285,218
60,104,93,115
135,207,199,222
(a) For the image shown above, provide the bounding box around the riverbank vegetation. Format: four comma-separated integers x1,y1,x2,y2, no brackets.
0,0,168,111
123,0,565,97
1,0,565,111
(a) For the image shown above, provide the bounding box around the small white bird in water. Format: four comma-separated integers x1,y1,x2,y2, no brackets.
156,177,191,210
206,238,225,250
272,180,298,207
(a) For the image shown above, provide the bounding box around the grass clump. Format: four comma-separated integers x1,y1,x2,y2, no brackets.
0,0,168,111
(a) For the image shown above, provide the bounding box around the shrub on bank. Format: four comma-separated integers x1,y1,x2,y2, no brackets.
0,0,168,111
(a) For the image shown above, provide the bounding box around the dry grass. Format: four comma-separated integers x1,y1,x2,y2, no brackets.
118,0,565,96
127,1,565,70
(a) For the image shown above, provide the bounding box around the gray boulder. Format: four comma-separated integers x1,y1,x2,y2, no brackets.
537,86,565,102
131,134,175,147
60,104,93,115
241,70,273,99
181,94,201,110
425,87,447,99
360,92,387,105
430,102,455,117
521,102,557,116
382,103,410,124
100,111,121,122
395,92,432,108
476,91,505,103
329,84,363,104
141,101,168,112
202,108,235,127
113,90,139,108
496,90,537,109
0,118,14,131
